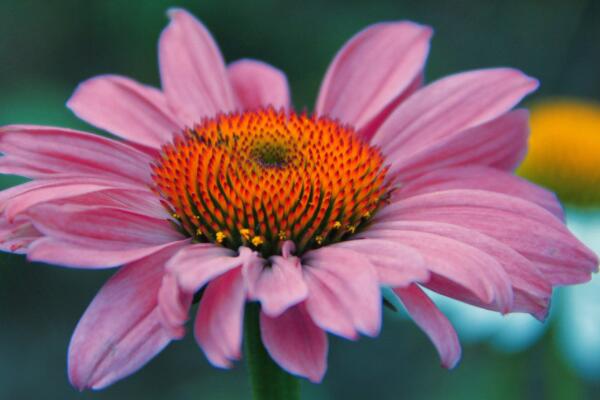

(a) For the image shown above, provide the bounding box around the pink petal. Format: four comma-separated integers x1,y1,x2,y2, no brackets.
371,69,538,156
159,9,234,124
330,238,429,287
166,244,263,293
372,220,552,318
0,217,40,254
0,125,152,185
27,203,181,246
316,22,432,132
195,268,246,368
62,186,167,219
260,304,328,383
67,75,183,149
388,110,530,179
394,284,461,368
68,241,185,390
244,251,308,317
358,73,423,142
0,177,102,214
24,203,184,268
397,165,564,220
228,59,290,110
157,272,191,339
361,228,514,313
0,181,37,210
157,245,260,340
27,237,190,269
301,270,355,340
378,189,598,285
303,247,381,338
1,177,151,222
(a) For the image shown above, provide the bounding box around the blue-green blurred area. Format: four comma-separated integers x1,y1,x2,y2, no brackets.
1,0,600,399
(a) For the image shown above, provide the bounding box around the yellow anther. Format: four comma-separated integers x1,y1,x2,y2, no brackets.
332,221,342,229
216,231,226,243
278,231,287,240
240,228,251,240
171,213,179,219
347,225,356,234
251,236,264,246
195,228,203,237
315,235,324,245
362,211,372,219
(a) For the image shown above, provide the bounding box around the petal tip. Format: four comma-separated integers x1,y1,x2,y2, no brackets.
503,68,540,93
166,7,188,20
441,352,462,370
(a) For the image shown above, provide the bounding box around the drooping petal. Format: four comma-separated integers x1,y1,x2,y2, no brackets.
195,268,246,368
316,21,432,132
228,59,290,110
396,165,564,220
361,228,514,313
371,69,538,156
68,241,185,390
377,189,598,285
67,75,183,149
370,220,552,318
244,250,308,317
301,270,356,340
166,244,262,293
157,245,261,342
0,125,152,184
159,8,234,124
260,304,328,383
388,110,530,179
302,247,381,338
156,272,191,339
331,238,428,287
394,284,461,368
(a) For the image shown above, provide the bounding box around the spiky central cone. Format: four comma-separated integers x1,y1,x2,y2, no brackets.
152,108,390,257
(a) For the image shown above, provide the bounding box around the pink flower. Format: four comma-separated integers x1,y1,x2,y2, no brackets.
1,8,597,390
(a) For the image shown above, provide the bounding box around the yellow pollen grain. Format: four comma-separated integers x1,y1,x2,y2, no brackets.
332,221,342,229
216,231,226,243
315,235,324,245
240,228,251,240
251,236,264,246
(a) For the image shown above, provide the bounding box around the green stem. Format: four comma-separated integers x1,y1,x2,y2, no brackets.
244,302,301,400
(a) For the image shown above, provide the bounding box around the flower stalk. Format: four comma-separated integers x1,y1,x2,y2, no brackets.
244,302,301,400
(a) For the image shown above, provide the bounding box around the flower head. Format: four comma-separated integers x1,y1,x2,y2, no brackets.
518,99,600,206
152,108,390,256
1,8,597,390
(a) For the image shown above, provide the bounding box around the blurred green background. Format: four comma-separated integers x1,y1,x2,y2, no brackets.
1,0,600,399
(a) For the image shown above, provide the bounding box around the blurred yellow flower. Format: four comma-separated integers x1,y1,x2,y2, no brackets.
518,99,600,206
